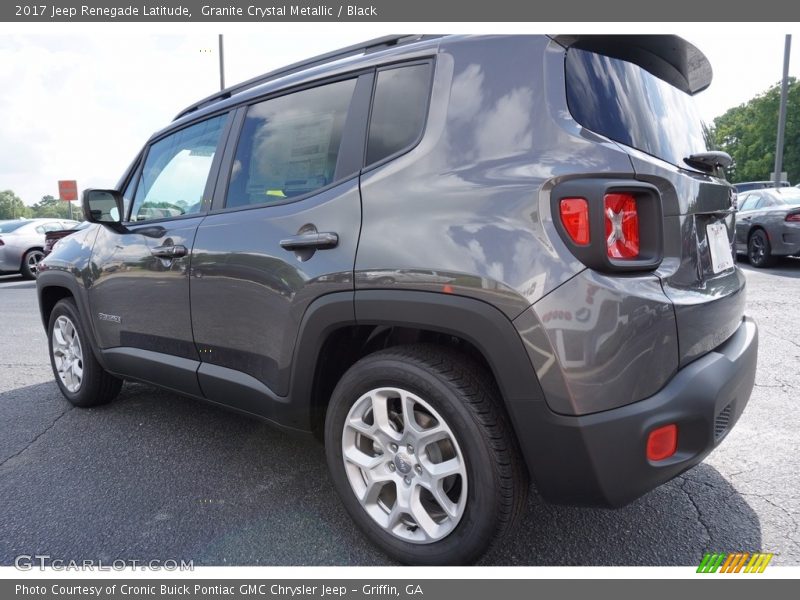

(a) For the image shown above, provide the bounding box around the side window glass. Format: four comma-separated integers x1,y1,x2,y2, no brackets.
366,63,432,165
739,195,758,211
226,78,357,209
130,114,227,222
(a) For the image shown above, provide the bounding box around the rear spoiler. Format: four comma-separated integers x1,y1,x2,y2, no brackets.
552,35,712,95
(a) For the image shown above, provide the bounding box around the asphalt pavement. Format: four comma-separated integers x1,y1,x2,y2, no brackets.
0,260,798,566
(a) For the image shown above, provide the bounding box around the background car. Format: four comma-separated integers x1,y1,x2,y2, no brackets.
733,180,791,193
43,221,91,256
0,218,79,279
735,187,800,267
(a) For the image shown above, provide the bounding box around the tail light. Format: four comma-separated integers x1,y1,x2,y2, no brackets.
552,179,662,273
559,198,590,245
786,212,800,222
604,193,639,258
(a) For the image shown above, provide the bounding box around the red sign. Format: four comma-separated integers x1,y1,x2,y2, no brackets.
58,180,78,201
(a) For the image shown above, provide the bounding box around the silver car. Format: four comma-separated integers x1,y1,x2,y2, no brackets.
735,187,800,267
0,218,79,279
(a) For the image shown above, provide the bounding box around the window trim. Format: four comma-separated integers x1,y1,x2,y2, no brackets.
122,111,234,225
212,71,372,214
362,58,436,174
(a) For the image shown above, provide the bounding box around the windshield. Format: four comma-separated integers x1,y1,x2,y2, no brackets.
0,221,27,233
565,48,708,168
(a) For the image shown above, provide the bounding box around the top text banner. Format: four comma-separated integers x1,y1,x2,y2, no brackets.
4,0,800,22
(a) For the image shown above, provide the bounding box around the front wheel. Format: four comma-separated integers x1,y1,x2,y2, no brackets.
324,345,527,565
47,298,122,407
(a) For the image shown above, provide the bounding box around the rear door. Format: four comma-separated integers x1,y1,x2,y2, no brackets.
189,74,371,421
89,113,231,391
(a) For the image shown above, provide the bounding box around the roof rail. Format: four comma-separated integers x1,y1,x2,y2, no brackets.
173,34,441,121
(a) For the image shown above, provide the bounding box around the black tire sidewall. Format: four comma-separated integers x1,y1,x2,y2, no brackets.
325,355,502,565
47,299,99,406
21,250,42,279
749,230,771,267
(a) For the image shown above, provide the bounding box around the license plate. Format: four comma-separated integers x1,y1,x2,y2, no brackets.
707,222,734,274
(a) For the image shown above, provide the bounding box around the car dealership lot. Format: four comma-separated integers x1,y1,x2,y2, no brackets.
0,263,798,567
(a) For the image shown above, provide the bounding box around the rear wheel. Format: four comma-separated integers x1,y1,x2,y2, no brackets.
21,249,44,279
324,344,527,565
47,298,122,407
748,229,776,268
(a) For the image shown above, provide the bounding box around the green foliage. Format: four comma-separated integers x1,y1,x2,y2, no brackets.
30,195,77,219
0,191,81,221
709,78,799,183
0,190,32,219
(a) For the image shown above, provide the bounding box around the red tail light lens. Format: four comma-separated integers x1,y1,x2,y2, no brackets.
559,197,590,245
647,424,678,462
604,193,639,259
786,213,800,222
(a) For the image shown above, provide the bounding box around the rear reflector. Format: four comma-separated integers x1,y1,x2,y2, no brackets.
647,424,678,461
604,193,640,259
559,197,590,245
786,213,800,222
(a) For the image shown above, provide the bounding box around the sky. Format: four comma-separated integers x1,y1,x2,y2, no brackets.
1,27,799,206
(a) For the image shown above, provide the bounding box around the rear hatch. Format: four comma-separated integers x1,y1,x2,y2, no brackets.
563,37,745,366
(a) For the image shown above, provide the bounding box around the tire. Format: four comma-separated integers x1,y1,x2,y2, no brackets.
21,249,44,279
47,298,122,407
324,344,527,565
748,229,776,268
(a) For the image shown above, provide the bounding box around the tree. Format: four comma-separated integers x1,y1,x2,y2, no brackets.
30,195,75,219
709,77,799,183
0,190,32,219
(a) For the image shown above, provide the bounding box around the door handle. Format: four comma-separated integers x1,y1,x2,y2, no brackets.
279,232,339,251
151,244,188,259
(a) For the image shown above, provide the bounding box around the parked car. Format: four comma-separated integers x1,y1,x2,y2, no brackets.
735,187,800,267
37,35,758,565
733,180,791,193
0,218,79,279
43,221,91,257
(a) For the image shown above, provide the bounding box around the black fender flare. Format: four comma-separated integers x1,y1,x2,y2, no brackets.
287,289,547,451
36,269,109,370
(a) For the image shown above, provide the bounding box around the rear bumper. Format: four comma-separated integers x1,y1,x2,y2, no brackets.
523,316,758,507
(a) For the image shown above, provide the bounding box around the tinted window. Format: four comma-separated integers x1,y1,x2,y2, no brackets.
367,64,431,165
130,114,227,222
566,48,707,168
0,221,27,233
226,79,357,209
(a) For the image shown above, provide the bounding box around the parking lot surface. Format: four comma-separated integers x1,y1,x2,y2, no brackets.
1,260,798,566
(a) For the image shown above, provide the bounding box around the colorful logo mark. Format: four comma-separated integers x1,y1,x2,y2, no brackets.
697,552,773,573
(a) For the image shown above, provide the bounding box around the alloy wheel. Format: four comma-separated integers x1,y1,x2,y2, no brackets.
341,387,468,544
52,315,84,393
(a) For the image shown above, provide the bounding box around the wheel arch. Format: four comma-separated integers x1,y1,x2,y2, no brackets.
289,290,546,459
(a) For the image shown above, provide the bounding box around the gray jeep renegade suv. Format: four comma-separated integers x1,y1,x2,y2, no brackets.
37,34,758,565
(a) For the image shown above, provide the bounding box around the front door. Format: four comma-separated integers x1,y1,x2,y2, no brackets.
89,113,230,390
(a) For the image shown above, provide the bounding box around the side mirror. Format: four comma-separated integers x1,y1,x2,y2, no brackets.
83,189,124,225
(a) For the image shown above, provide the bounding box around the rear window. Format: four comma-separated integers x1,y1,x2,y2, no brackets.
773,188,800,205
565,48,707,168
367,63,432,166
0,221,27,233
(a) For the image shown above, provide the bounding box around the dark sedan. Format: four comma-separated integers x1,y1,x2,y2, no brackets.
735,187,800,267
